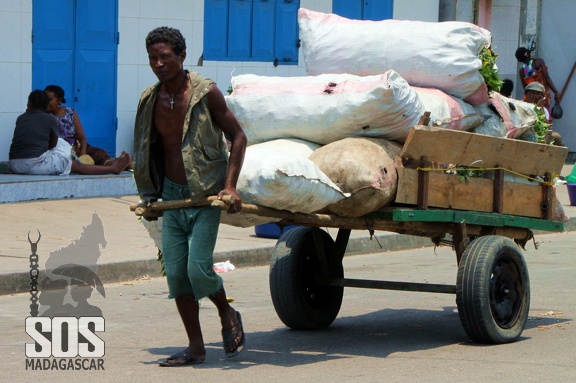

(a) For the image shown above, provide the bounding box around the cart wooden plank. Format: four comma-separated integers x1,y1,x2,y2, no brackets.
400,126,568,176
395,167,550,219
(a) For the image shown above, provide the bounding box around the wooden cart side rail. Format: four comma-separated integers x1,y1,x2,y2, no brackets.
401,126,569,176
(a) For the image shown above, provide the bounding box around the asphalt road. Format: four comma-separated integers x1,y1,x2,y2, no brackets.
1,230,575,383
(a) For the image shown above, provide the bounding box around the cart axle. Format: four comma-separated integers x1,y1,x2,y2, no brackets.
327,277,456,294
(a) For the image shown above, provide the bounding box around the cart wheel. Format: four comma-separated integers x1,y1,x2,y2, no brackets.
456,235,530,344
269,227,343,330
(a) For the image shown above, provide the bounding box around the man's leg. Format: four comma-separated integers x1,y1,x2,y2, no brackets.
160,201,206,365
209,288,244,352
174,294,206,358
187,206,245,356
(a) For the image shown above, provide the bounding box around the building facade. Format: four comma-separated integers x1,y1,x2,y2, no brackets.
1,0,572,162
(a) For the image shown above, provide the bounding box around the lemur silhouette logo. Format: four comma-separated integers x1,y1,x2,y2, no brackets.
25,213,106,371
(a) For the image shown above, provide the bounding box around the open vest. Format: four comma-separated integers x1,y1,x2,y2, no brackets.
133,71,228,203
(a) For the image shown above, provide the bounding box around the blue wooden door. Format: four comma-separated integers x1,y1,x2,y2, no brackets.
32,0,118,156
333,0,393,21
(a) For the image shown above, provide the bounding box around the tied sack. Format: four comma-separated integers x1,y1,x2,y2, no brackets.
414,88,488,131
235,143,347,214
479,93,537,139
310,138,402,217
228,71,424,146
298,8,491,105
220,139,321,228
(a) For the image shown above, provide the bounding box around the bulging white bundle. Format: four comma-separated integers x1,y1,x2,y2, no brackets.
298,8,491,105
220,139,323,227
235,140,347,214
228,70,424,146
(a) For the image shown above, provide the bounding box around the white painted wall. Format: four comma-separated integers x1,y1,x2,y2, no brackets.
0,0,32,163
541,0,576,152
490,0,522,97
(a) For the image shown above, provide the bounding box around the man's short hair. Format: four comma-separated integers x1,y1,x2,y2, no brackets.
525,81,545,94
146,27,186,54
515,47,530,62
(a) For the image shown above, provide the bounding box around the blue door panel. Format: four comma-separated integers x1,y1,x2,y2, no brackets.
252,0,276,60
32,0,75,50
228,0,252,58
365,0,393,20
333,0,393,21
332,0,362,20
204,0,298,64
32,0,118,156
32,0,75,91
204,0,229,58
32,50,74,97
75,0,118,155
76,0,118,51
275,0,299,62
75,50,117,153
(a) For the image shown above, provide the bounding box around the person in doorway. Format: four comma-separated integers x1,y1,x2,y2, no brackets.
133,27,247,366
9,90,131,175
515,47,562,112
44,85,113,166
523,81,563,146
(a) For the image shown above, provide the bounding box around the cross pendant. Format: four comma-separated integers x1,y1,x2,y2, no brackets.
169,97,175,110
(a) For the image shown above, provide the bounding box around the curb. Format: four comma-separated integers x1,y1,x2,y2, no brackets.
2,219,574,296
0,232,431,296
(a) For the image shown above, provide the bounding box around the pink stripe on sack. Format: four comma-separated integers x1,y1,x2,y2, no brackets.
413,87,464,130
489,93,517,137
231,74,392,97
463,82,490,105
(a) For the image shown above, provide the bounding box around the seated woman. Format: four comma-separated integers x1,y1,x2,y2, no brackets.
44,85,113,166
9,90,131,175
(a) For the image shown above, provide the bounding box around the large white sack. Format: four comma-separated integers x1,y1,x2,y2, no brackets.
220,139,321,227
414,88,487,131
309,138,401,217
298,8,491,105
235,145,347,214
228,71,425,146
244,138,320,158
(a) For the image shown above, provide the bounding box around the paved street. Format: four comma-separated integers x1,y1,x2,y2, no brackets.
1,230,574,382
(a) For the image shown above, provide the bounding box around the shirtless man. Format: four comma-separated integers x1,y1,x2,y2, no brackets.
133,27,247,366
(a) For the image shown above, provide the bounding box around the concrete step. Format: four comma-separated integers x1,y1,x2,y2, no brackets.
0,172,137,203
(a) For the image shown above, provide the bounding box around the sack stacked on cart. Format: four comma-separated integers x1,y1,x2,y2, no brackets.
310,138,402,217
298,8,492,105
414,87,489,131
220,139,347,228
227,71,424,146
472,93,537,139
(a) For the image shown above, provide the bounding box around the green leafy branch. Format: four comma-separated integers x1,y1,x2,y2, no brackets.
480,46,503,93
532,106,551,143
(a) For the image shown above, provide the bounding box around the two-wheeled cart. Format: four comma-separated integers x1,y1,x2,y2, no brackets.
132,126,568,344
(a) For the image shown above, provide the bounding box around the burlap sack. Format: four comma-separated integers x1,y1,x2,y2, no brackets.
309,138,401,217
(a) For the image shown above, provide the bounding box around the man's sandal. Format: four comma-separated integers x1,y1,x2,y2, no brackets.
222,311,245,358
159,350,205,367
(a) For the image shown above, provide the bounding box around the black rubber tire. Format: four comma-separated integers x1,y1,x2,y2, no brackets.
456,235,530,344
269,227,343,330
